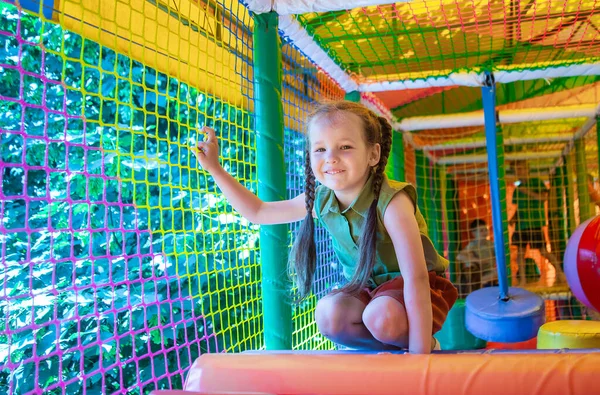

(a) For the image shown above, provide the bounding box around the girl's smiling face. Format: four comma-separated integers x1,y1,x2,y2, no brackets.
308,112,380,206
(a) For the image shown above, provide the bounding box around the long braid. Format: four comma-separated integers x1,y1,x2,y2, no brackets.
341,115,394,295
376,116,393,189
289,145,317,300
303,146,317,213
299,101,395,298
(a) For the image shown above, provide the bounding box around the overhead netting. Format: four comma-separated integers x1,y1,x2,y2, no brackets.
0,0,342,393
391,76,600,117
297,0,600,83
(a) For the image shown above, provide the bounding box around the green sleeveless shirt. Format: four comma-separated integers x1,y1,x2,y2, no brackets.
314,175,448,287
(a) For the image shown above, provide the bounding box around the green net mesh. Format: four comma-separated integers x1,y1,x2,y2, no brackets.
1,0,600,392
0,0,344,392
281,39,345,350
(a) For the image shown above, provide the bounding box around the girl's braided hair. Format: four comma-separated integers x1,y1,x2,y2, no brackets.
289,101,393,299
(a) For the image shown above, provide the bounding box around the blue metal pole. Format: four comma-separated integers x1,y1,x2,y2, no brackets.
481,72,509,300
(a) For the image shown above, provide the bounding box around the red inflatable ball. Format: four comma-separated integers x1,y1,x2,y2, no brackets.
564,216,600,313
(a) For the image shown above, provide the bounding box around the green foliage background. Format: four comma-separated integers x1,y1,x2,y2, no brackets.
0,3,266,393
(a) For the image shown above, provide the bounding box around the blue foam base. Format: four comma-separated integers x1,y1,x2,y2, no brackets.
465,286,546,343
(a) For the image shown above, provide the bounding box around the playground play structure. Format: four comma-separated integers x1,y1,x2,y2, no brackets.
0,0,600,394
161,210,600,394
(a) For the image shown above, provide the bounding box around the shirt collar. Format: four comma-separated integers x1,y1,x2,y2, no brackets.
322,173,376,219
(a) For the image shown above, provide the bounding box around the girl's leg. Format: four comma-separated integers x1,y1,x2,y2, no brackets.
362,296,409,348
315,292,396,350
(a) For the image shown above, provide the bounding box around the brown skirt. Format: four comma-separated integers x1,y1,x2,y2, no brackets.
354,271,458,334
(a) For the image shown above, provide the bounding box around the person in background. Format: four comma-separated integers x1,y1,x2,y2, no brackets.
510,161,566,286
587,174,600,208
456,219,497,297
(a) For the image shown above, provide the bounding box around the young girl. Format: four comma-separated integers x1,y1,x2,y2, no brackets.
193,101,457,354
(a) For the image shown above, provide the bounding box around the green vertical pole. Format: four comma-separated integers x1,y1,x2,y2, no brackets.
597,117,600,180
253,12,292,350
415,150,429,221
575,138,592,222
393,132,406,181
444,172,460,283
548,165,582,319
439,168,448,252
432,164,444,253
556,162,582,319
386,146,395,181
415,151,440,248
499,129,512,287
553,166,568,260
564,158,576,234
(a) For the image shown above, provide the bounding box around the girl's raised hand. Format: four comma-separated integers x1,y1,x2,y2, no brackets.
193,126,221,173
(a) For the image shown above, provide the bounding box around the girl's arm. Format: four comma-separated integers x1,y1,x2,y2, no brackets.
193,127,307,225
383,191,433,354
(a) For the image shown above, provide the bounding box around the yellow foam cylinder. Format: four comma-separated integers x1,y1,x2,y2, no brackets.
538,320,600,349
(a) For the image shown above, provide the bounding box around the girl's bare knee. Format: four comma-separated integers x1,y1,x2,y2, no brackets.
315,298,341,337
362,296,408,345
315,293,363,339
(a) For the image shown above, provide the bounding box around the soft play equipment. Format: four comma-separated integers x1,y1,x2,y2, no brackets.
150,216,600,395
434,299,486,350
466,286,545,342
563,216,600,313
538,320,600,349
536,215,600,350
152,350,600,395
